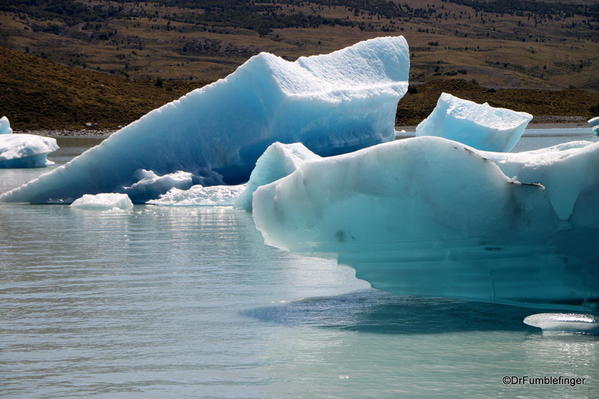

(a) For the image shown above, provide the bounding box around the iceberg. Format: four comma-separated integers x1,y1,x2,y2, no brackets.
148,184,246,206
121,169,194,203
0,116,13,134
236,142,320,211
252,137,599,310
524,313,599,334
70,193,133,211
588,116,599,135
0,134,59,168
0,36,409,204
416,93,532,152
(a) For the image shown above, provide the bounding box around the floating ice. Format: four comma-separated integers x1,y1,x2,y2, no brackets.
0,116,13,135
70,193,133,211
524,313,599,334
121,169,194,203
1,36,409,204
0,134,58,168
236,142,320,211
589,117,599,135
253,137,599,310
148,184,246,206
416,93,532,152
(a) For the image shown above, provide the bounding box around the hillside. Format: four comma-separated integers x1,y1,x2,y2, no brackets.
0,0,597,90
1,46,597,131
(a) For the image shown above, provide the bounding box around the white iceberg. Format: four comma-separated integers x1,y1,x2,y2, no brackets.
416,93,532,152
121,169,194,203
70,193,133,211
0,36,409,204
148,184,246,206
236,142,320,211
524,313,599,334
0,116,13,134
252,137,599,310
0,134,59,168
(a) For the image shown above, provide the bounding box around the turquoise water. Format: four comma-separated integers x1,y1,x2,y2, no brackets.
1,131,598,398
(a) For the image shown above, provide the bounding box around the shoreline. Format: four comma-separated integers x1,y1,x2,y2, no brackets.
16,121,593,139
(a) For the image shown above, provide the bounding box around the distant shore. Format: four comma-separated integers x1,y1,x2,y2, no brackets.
16,120,593,139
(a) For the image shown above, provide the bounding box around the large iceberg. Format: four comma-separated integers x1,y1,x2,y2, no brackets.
0,116,13,134
416,93,532,152
0,134,59,168
1,36,409,204
252,137,599,310
236,142,320,211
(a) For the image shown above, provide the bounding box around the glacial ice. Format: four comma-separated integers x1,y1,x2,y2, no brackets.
0,134,59,168
589,117,599,135
148,184,246,206
524,313,599,334
236,142,320,211
121,169,194,203
416,93,532,152
252,137,599,310
0,36,409,204
0,116,13,134
70,193,133,211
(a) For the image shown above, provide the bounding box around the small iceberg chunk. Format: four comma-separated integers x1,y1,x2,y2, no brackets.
121,169,194,203
0,134,59,168
416,93,532,152
0,116,13,134
524,313,599,334
0,36,409,204
70,193,133,211
236,142,320,211
148,184,246,206
588,116,599,135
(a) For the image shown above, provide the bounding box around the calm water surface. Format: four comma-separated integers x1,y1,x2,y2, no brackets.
1,130,598,398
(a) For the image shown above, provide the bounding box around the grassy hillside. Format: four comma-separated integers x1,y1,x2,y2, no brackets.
0,0,597,90
1,46,597,131
0,46,210,130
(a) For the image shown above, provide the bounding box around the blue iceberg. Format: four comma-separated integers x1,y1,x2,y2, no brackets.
0,36,409,204
0,116,13,135
252,137,599,311
416,93,532,152
236,142,320,211
0,133,59,168
121,169,194,203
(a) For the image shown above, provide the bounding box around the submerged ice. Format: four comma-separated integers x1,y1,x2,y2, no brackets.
524,313,599,334
416,93,532,152
1,36,409,204
253,137,599,310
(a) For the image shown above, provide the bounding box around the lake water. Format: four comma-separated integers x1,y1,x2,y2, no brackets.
1,130,598,398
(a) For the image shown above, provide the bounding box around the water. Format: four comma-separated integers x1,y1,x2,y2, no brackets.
1,130,598,399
